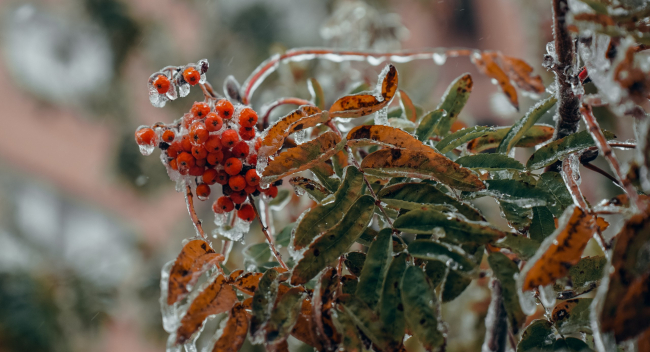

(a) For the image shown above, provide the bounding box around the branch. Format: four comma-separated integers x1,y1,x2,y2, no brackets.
248,195,289,270
481,279,508,352
184,182,207,239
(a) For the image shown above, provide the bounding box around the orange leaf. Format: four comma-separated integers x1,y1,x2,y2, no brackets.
398,89,417,122
360,148,486,191
259,105,323,158
312,268,341,348
176,274,237,344
346,125,424,149
573,13,615,26
500,55,545,94
522,207,598,291
291,298,324,350
471,52,519,110
211,303,249,352
168,240,223,305
329,65,398,118
231,271,264,296
262,131,343,183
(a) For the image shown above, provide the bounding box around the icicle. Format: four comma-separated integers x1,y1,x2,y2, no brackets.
160,260,180,333
374,106,389,126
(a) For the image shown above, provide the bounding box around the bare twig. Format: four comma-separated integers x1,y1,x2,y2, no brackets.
184,182,207,239
582,162,621,186
248,195,289,270
481,279,509,352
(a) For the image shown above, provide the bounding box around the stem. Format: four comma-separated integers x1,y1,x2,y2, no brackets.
184,182,207,239
248,195,288,270
481,279,508,352
260,97,314,130
241,47,476,104
582,162,621,186
199,83,213,100
581,105,644,211
221,240,233,263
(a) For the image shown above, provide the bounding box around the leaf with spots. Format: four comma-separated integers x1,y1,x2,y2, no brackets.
329,65,398,118
290,298,323,350
526,129,617,170
488,252,526,334
344,252,366,277
433,73,473,136
436,126,496,154
455,154,524,170
250,269,281,340
167,240,223,306
500,55,546,94
338,294,399,350
496,95,557,154
400,265,445,350
521,206,599,291
310,162,340,192
467,124,554,153
492,233,540,260
312,267,340,348
356,229,393,309
568,255,606,290
361,147,486,191
379,253,407,344
264,287,305,345
517,320,554,352
258,105,322,159
415,109,446,141
346,125,422,150
231,271,264,296
290,195,375,285
331,308,364,352
471,52,519,110
289,177,330,202
551,298,593,335
408,240,476,272
210,303,248,352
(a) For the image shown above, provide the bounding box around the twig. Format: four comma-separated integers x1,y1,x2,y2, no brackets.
221,240,233,263
481,279,509,352
581,105,644,211
582,162,621,185
260,97,314,130
199,83,213,100
248,195,289,270
184,181,207,239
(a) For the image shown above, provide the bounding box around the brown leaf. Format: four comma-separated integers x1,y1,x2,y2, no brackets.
176,274,238,344
291,298,324,350
467,125,555,153
242,297,254,310
471,52,519,110
500,55,545,94
262,131,343,184
360,148,486,191
259,105,323,159
330,65,398,118
522,207,598,291
211,303,249,352
231,272,264,296
398,89,418,122
346,125,423,149
312,268,341,349
168,240,223,305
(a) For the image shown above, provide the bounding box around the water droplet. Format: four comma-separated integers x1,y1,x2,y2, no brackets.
139,143,155,156
432,52,447,65
178,83,190,97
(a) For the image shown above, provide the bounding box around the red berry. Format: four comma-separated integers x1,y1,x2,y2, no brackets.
247,154,258,166
195,158,207,167
231,141,250,158
196,183,211,200
169,158,178,170
245,169,260,186
239,126,256,141
205,112,223,132
190,122,209,145
167,141,182,158
224,157,243,175
215,196,235,212
189,165,205,176
244,185,257,194
135,127,156,145
177,152,196,172
221,129,239,148
230,191,247,204
215,99,234,119
238,107,258,127
183,67,201,86
229,175,247,191
191,145,208,159
237,203,256,221
254,137,262,151
207,151,224,165
215,170,229,185
205,135,222,153
203,168,218,185
191,102,211,118
162,130,175,143
154,75,171,94
181,135,193,152
265,185,278,198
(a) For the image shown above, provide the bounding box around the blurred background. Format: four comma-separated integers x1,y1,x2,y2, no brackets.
0,0,628,351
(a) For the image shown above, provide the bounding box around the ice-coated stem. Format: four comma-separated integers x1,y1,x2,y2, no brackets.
221,240,233,263
581,105,644,211
481,279,508,352
248,195,289,271
184,182,207,239
241,47,476,104
260,97,314,130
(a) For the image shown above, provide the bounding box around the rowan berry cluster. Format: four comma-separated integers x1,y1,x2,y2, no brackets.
135,61,280,224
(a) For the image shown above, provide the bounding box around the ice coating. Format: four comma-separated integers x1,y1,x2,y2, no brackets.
538,283,556,314
374,106,389,126
160,260,180,333
217,217,251,243
515,273,538,315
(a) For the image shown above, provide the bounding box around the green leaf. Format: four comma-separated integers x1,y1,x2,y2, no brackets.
434,73,473,136
293,166,364,251
517,319,555,352
311,164,341,192
378,182,484,221
341,275,358,295
488,252,526,334
308,78,325,110
269,189,291,210
408,240,476,272
467,124,555,153
400,266,445,350
496,96,557,154
344,252,366,277
243,243,271,266
530,206,556,242
379,253,407,343
499,201,533,230
394,208,505,245
338,295,399,351
526,129,617,169
264,287,305,344
356,229,393,308
290,195,375,285
552,337,593,351
455,154,524,170
551,298,593,335
357,227,378,247
423,260,472,302
537,172,573,217
493,233,540,260
275,223,295,248
289,177,330,202
250,269,280,337
436,126,496,154
569,256,606,289
415,109,446,141
478,179,550,206
331,309,364,351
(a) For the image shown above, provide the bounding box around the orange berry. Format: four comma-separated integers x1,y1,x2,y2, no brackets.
238,108,258,127
135,127,156,145
191,102,211,118
205,112,223,132
215,99,234,120
203,168,218,185
169,158,178,170
205,135,222,153
229,175,247,191
224,157,243,175
230,191,247,204
207,151,224,165
162,130,175,143
247,154,258,166
153,75,171,94
189,165,205,176
190,122,209,145
244,185,257,194
196,158,207,167
231,141,250,158
265,185,278,198
183,67,201,86
221,129,239,148
222,149,233,161
191,145,207,159
167,141,181,158
196,183,211,200
245,169,260,186
215,170,229,185
239,126,256,141
215,196,235,213
255,137,262,151
237,203,256,221
177,152,195,172
181,135,193,152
